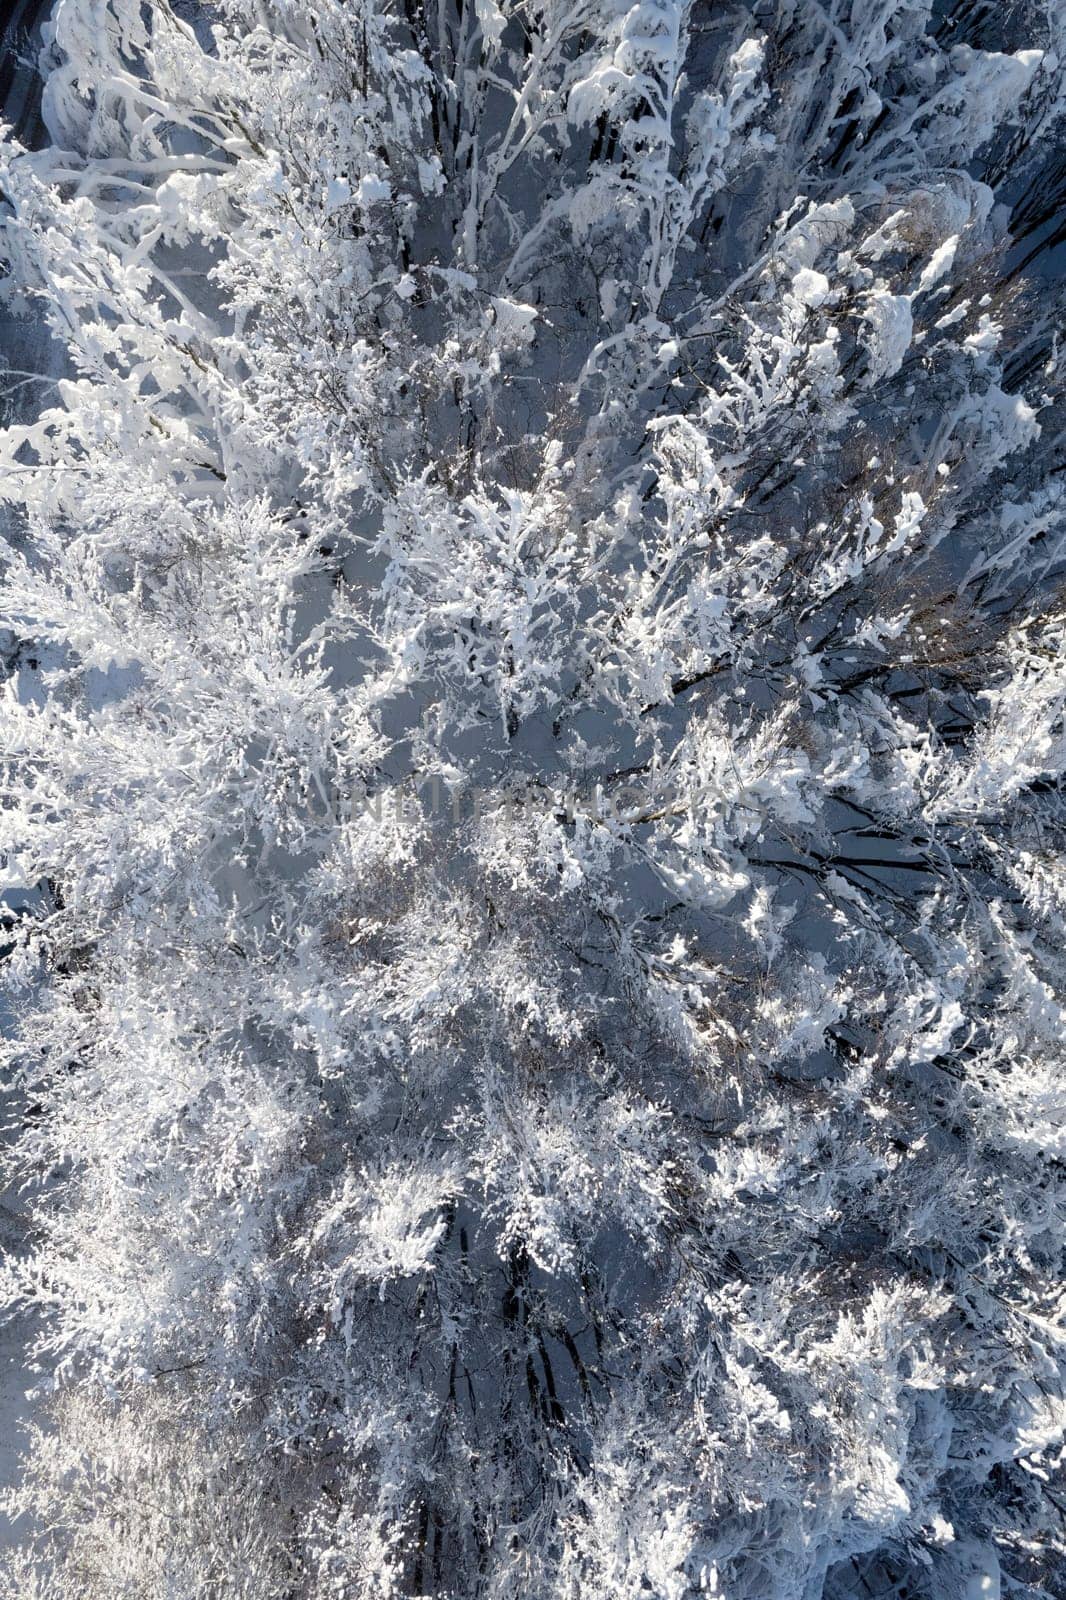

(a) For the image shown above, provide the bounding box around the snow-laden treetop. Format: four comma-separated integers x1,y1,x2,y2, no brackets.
1,0,1065,1595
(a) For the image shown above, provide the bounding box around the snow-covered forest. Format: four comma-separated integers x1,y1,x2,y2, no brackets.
1,0,1065,1595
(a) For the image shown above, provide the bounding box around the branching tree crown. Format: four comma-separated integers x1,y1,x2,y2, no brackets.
1,0,1065,1595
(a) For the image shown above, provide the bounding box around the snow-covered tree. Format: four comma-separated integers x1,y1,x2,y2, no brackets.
1,0,1066,1595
